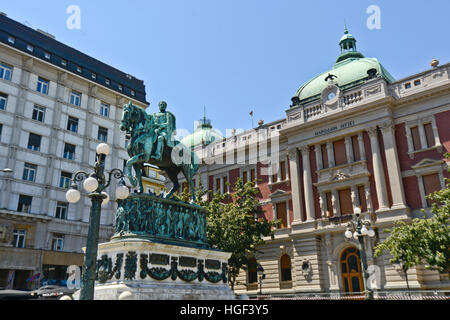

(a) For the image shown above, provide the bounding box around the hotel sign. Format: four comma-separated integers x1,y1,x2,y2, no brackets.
314,120,355,137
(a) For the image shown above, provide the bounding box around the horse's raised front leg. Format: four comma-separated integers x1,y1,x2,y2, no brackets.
126,153,146,189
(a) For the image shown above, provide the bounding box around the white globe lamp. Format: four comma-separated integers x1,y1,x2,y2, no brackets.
83,176,99,193
66,188,81,203
101,192,110,207
345,228,353,239
116,183,130,200
96,143,110,155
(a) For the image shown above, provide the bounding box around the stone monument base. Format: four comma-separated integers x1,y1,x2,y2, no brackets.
73,238,235,300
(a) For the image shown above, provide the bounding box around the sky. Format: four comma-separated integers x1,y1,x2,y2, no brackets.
2,0,450,138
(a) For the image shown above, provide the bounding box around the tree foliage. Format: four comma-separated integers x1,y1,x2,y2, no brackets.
374,153,450,275
178,178,278,289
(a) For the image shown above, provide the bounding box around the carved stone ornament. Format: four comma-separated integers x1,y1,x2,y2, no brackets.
301,259,312,277
321,84,340,109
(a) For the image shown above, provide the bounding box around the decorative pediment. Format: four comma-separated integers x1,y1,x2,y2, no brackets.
330,170,350,181
411,158,444,170
269,189,291,199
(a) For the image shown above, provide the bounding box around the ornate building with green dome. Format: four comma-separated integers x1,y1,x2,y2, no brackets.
176,28,450,298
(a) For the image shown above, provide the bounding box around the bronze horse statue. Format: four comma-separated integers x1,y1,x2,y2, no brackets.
120,102,198,201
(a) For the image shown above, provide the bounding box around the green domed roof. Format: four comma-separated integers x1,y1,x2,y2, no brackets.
294,29,395,104
180,117,224,149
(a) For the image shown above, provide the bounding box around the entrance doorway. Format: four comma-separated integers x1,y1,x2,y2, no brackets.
340,247,364,294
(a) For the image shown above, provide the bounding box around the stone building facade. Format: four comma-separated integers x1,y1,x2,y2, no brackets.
179,30,450,296
0,13,148,289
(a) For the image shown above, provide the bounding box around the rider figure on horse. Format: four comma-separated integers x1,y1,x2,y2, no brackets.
152,101,176,161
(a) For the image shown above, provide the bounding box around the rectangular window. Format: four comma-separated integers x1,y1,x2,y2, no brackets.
105,78,110,85
63,143,76,160
272,163,277,183
32,105,45,122
276,202,288,229
27,44,34,52
91,73,97,80
52,234,64,251
27,133,41,151
70,90,81,106
333,139,347,166
76,66,82,73
351,135,361,161
67,116,79,133
423,173,441,207
0,63,12,81
55,202,68,220
223,176,228,193
36,77,49,95
250,168,256,183
242,171,248,184
321,144,329,168
280,161,286,181
0,92,7,110
424,123,435,148
59,171,72,189
357,186,367,213
97,126,108,142
326,192,333,217
44,52,51,60
8,36,15,44
100,103,110,117
17,195,32,213
13,229,26,248
216,178,221,193
339,188,353,216
61,59,67,66
410,126,421,150
22,163,37,182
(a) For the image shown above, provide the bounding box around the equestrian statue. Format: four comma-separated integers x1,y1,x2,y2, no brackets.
120,101,198,201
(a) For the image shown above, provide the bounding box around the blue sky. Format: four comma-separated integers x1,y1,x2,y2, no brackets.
2,1,450,137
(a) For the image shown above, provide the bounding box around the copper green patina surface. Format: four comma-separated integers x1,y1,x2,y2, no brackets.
113,194,209,249
294,28,395,104
120,101,198,200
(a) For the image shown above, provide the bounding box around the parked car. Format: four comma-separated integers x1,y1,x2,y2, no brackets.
0,289,33,300
31,285,76,299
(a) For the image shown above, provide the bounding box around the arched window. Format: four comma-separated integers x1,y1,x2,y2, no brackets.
247,258,257,284
280,254,292,281
340,247,364,294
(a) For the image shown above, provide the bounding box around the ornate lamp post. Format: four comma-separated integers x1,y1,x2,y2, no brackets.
256,263,265,296
65,143,130,300
344,207,376,300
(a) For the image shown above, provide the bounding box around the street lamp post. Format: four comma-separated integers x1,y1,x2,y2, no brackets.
256,263,265,296
65,143,130,300
344,207,376,300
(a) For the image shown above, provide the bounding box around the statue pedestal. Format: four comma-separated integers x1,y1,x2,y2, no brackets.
73,238,235,300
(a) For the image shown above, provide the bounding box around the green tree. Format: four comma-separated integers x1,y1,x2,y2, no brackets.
193,178,278,290
374,153,450,293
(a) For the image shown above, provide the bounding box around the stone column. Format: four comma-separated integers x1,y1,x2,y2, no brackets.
331,190,339,217
380,122,407,209
417,124,428,149
288,148,304,222
357,132,366,161
365,183,373,213
301,146,315,221
315,144,323,170
351,185,358,212
326,142,335,167
345,136,354,163
367,126,389,210
319,192,326,218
